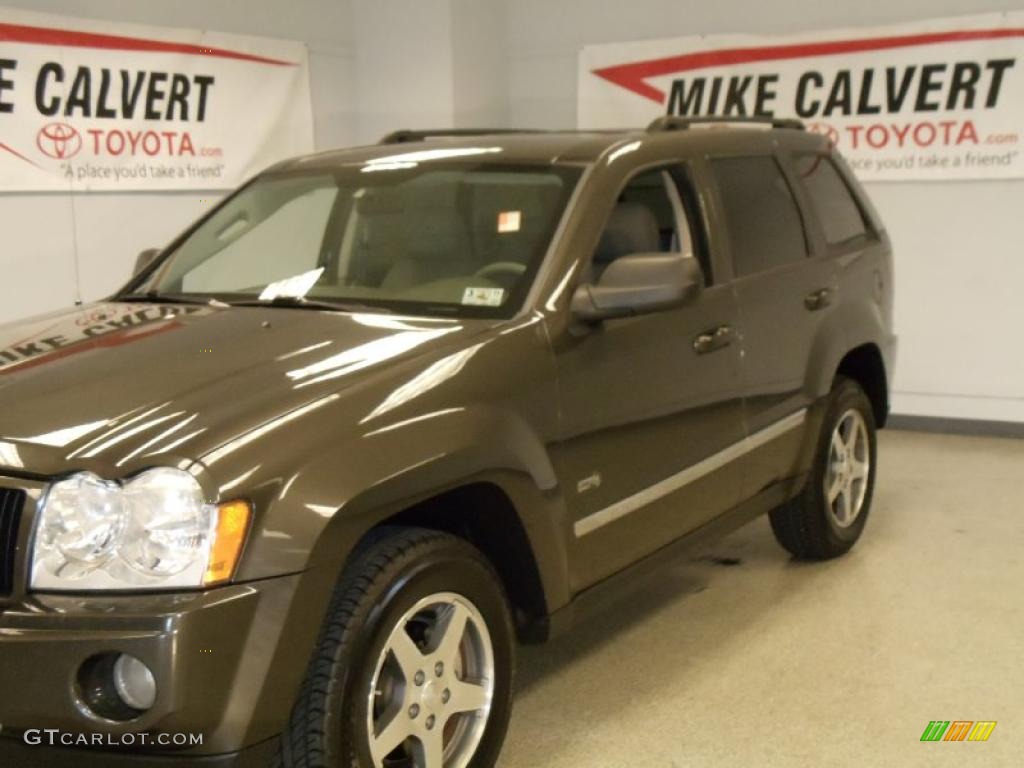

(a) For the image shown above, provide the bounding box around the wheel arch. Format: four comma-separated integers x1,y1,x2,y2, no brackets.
359,481,552,642
835,342,889,427
299,449,572,645
233,466,568,749
804,286,891,429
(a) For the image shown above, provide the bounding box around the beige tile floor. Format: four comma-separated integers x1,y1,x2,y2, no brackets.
501,430,1024,767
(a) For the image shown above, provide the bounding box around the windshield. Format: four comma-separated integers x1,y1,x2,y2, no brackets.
133,160,581,318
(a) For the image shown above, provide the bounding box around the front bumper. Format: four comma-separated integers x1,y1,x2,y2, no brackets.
0,473,332,765
0,575,306,765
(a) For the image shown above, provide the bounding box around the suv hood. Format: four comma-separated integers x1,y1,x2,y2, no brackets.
0,302,484,478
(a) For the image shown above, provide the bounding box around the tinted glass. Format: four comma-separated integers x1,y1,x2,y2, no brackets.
711,156,806,277
139,162,581,318
795,155,868,246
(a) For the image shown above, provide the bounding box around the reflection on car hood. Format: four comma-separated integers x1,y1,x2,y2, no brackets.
0,302,483,477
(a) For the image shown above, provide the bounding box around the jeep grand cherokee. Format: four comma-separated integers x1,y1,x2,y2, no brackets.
0,117,895,767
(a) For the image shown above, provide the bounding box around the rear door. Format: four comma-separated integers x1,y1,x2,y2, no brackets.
705,153,836,500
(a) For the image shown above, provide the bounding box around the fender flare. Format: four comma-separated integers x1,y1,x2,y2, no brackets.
273,404,571,614
805,293,887,401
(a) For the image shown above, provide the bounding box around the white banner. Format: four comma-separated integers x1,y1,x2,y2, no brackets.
579,12,1024,181
0,7,313,191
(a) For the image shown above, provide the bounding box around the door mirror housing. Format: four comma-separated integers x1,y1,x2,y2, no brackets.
571,253,703,322
133,248,161,276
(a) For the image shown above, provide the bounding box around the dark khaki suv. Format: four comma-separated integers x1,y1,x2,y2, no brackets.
0,117,895,767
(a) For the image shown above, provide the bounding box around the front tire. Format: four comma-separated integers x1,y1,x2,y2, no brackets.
770,376,878,559
278,527,515,768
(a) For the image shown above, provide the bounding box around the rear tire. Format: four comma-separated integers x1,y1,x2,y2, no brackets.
277,527,515,768
770,376,877,559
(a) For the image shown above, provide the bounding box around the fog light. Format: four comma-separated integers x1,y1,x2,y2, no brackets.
113,654,156,710
77,652,155,721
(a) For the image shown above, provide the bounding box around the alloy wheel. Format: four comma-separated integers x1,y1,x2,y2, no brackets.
825,408,871,528
367,592,495,768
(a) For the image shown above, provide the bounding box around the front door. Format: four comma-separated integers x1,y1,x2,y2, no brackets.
550,167,746,592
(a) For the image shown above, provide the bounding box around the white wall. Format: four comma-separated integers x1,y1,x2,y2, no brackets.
451,0,508,128
352,0,455,142
350,0,505,143
0,0,356,320
503,0,1024,423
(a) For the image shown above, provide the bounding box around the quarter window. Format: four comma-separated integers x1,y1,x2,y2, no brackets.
710,156,807,278
795,154,869,246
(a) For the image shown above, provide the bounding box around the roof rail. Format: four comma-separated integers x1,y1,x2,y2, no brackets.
379,128,545,145
647,116,805,132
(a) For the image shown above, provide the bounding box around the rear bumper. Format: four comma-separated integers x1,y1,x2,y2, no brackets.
881,332,898,423
0,573,305,763
882,333,898,387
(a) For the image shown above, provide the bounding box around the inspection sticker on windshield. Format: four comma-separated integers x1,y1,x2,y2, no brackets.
497,211,521,233
259,267,324,301
462,287,505,307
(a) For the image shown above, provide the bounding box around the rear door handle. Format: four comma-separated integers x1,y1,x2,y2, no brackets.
693,325,734,355
804,288,833,311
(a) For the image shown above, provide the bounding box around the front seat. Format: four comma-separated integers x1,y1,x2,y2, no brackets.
380,193,476,293
591,202,661,282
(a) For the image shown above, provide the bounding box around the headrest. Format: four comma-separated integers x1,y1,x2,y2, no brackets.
593,202,661,264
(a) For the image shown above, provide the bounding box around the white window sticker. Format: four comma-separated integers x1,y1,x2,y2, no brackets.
497,210,521,233
259,267,324,300
462,286,505,307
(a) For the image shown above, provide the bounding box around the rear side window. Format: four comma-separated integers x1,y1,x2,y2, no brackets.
795,154,868,246
710,156,806,278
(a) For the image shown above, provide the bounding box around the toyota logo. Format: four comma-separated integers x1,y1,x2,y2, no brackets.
36,122,82,159
806,121,839,149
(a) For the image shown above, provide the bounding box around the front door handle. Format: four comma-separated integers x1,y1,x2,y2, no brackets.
693,325,734,355
804,288,833,311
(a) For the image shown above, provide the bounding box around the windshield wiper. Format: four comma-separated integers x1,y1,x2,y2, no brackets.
115,291,214,306
223,296,392,314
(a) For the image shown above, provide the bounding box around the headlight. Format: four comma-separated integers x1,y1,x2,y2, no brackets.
31,468,251,591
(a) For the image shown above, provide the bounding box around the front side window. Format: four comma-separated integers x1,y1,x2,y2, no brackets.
591,168,695,281
794,154,869,246
710,156,807,278
136,162,581,318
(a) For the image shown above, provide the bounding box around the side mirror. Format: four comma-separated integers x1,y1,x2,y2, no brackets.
133,248,161,276
571,253,703,322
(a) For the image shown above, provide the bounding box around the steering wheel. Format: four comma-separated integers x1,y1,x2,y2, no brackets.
474,262,527,282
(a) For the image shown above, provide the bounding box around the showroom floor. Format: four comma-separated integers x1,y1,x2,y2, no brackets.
502,430,1023,767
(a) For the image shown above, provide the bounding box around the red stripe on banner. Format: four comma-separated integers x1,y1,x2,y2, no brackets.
0,22,297,66
0,141,40,168
593,28,1024,103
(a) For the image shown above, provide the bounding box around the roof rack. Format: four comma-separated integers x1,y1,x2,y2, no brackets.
647,116,805,132
379,128,545,145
